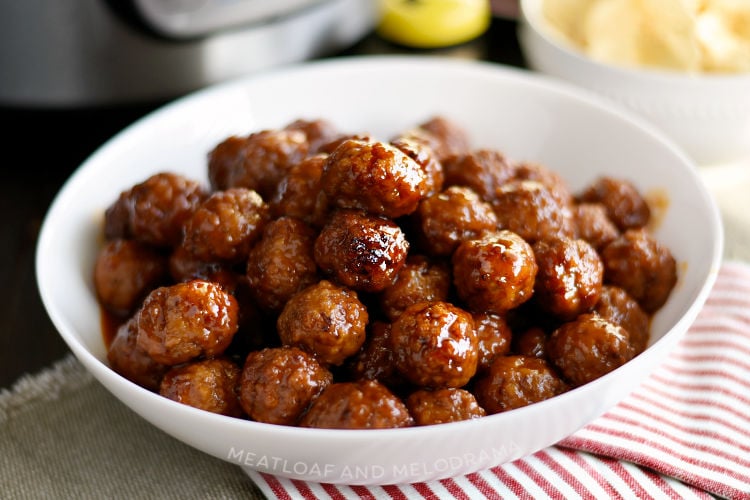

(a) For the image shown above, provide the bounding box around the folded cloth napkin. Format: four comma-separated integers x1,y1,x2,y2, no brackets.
246,261,750,500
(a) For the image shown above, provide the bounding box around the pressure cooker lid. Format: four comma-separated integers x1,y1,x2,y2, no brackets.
133,0,332,38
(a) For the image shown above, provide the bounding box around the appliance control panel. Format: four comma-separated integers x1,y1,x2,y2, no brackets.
133,0,330,37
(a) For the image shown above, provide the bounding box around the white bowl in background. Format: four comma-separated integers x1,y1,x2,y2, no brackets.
36,55,723,485
518,0,750,166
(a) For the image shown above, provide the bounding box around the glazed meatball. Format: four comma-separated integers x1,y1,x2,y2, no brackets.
284,118,339,153
167,245,241,293
317,133,375,155
182,188,269,263
546,313,635,386
406,388,486,425
452,230,538,314
473,312,513,373
103,189,133,241
578,177,651,231
391,301,478,388
512,327,548,359
314,209,409,293
276,280,368,366
207,129,309,199
379,255,452,321
473,355,568,413
299,380,414,429
239,346,333,425
390,135,444,197
601,228,677,313
246,217,319,312
94,239,168,317
492,180,575,244
104,172,206,247
159,358,242,417
413,186,498,257
594,285,651,354
532,237,604,320
416,116,471,161
107,317,169,392
574,203,620,251
205,135,245,191
321,139,428,218
510,161,573,204
442,149,515,202
346,321,403,388
269,154,330,228
136,280,239,365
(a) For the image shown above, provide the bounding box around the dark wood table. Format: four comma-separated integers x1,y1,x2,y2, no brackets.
0,16,526,388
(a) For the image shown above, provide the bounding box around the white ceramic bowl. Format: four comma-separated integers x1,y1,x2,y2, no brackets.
518,0,750,166
36,55,723,485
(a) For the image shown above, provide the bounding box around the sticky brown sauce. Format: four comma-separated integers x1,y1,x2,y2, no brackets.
645,187,670,231
100,308,124,350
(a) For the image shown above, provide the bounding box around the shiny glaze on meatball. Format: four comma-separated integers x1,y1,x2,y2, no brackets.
136,280,239,365
546,313,635,386
107,317,169,392
413,186,498,257
159,358,242,417
246,217,319,312
276,280,368,366
104,172,206,247
473,312,513,373
299,380,414,429
208,129,309,199
182,187,269,263
239,346,332,425
314,209,409,293
578,177,651,231
474,355,568,413
574,203,620,251
406,388,485,425
443,149,514,202
594,285,651,354
321,139,428,218
390,135,445,197
601,228,677,313
391,301,478,389
269,154,330,228
94,239,168,318
452,230,538,314
345,321,404,389
492,180,575,244
379,255,452,322
532,236,604,320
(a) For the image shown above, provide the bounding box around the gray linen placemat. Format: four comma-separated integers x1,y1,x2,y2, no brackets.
0,355,265,499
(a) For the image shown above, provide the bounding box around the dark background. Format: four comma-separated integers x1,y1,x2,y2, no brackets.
0,16,526,388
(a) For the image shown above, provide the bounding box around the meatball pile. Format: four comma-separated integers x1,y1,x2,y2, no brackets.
95,116,678,429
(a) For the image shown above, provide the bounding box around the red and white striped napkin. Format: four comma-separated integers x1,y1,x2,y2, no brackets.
247,261,750,499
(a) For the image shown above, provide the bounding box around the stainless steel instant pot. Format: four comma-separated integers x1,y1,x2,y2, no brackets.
0,0,377,107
